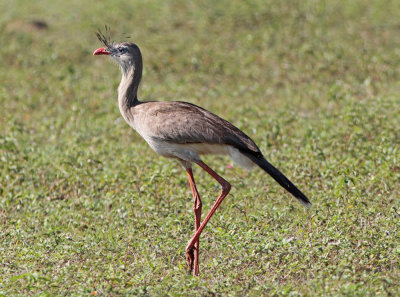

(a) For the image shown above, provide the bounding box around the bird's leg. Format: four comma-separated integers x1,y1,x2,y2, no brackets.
185,167,202,276
185,161,231,273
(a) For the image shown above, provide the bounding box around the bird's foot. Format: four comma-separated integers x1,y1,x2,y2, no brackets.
186,246,194,274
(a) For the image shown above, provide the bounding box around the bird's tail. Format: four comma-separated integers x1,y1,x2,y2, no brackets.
243,153,311,208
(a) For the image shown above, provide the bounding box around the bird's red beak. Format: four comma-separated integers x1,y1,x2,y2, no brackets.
93,47,111,55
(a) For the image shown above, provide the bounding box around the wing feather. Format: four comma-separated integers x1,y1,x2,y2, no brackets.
132,101,261,156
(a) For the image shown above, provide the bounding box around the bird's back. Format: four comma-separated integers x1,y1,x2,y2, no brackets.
128,101,262,159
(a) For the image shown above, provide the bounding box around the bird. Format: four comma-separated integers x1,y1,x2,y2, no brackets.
93,30,311,276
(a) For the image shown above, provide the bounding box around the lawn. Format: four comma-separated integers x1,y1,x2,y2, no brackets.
1,0,399,295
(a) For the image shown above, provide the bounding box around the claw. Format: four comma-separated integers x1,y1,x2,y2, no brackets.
186,247,194,274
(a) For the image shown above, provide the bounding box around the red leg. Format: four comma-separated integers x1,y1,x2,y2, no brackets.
185,167,202,276
185,161,231,271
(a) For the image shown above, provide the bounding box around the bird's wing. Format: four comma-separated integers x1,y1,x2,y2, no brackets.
132,101,262,156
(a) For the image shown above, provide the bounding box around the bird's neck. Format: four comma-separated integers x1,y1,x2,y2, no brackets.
118,65,141,108
117,63,142,126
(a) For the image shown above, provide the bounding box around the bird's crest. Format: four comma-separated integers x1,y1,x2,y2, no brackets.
96,25,113,49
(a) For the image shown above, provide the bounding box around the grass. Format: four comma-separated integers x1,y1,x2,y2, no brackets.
1,0,399,295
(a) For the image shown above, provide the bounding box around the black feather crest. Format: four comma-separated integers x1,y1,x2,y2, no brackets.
96,25,113,48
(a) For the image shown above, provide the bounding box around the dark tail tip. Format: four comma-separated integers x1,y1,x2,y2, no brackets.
243,152,311,208
299,198,312,209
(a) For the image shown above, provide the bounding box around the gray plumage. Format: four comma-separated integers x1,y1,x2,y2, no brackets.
94,34,312,276
93,38,311,208
132,101,260,154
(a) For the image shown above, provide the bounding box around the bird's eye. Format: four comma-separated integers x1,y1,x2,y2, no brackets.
118,47,127,54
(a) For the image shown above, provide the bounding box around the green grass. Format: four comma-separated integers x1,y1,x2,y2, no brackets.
1,0,399,295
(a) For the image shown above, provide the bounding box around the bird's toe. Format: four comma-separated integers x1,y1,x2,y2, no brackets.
185,247,194,274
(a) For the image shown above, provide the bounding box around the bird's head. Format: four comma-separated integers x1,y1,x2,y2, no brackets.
93,29,142,75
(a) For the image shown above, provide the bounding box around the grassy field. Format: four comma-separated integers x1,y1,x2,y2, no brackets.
1,0,399,295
